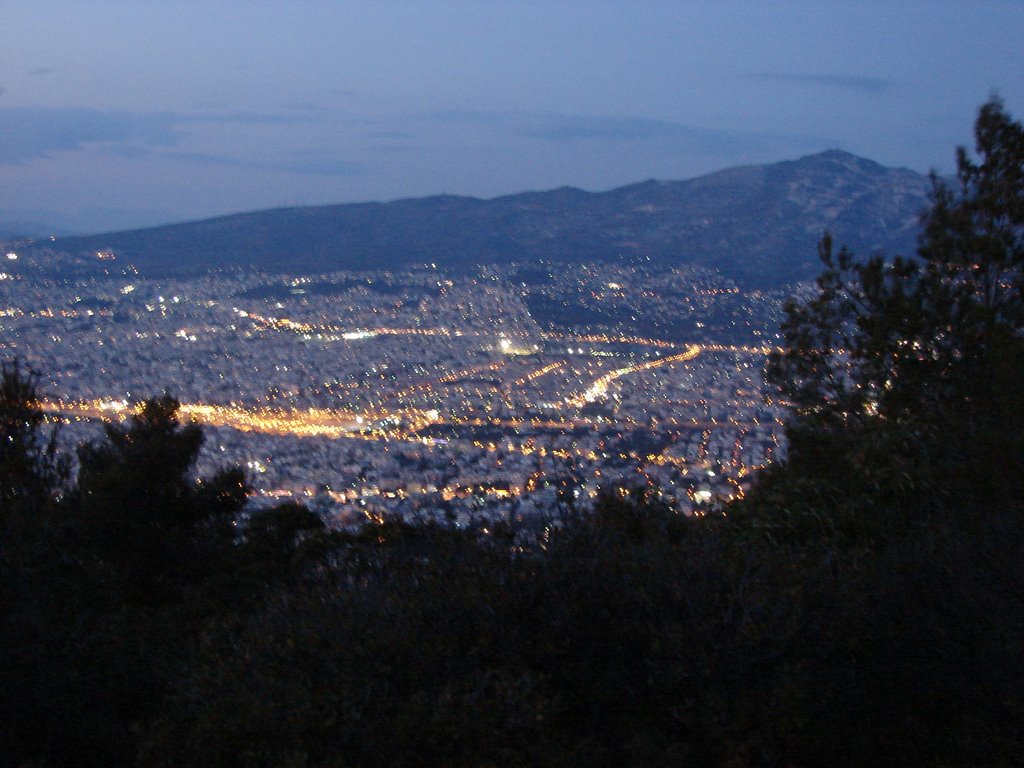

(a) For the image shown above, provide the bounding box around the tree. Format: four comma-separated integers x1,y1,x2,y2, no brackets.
71,394,247,604
12,395,251,768
0,361,75,766
0,359,68,618
722,101,1024,768
743,96,1024,539
0,358,67,514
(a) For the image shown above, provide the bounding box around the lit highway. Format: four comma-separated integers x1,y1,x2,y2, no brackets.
40,345,704,440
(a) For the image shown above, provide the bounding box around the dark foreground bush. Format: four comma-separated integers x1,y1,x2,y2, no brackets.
139,493,1024,768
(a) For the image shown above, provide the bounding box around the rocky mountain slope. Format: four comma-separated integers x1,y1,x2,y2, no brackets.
42,150,933,286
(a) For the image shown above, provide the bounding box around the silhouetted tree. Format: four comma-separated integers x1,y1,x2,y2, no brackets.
71,394,246,604
22,395,251,767
727,97,1024,766
0,360,73,766
742,96,1024,540
0,358,66,513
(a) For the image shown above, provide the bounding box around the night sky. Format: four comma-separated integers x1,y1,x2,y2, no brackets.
2,1,1022,233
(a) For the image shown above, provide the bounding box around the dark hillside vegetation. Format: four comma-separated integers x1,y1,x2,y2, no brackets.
1,99,1021,767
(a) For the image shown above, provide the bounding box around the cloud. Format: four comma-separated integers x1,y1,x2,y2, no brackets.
29,67,54,77
159,149,366,178
427,109,776,155
431,109,681,139
0,106,180,164
184,110,325,126
754,72,892,94
366,130,417,140
526,115,697,142
280,101,337,114
275,155,365,176
0,106,337,166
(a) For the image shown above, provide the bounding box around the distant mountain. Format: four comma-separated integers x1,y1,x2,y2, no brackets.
42,150,933,286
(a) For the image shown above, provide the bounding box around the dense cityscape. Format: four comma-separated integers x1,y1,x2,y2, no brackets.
1,245,795,526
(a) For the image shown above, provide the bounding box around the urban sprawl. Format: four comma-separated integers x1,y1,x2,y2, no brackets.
0,246,802,528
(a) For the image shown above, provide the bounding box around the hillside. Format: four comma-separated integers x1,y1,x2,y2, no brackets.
43,150,932,286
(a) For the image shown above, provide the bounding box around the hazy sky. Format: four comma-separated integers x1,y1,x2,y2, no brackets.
2,1,1022,233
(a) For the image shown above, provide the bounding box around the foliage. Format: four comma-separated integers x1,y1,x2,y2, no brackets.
738,96,1024,542
139,495,1024,768
0,361,74,766
0,359,67,512
70,394,246,604
2,392,260,767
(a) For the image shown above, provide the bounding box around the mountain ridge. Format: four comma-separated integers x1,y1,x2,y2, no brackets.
36,150,934,286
